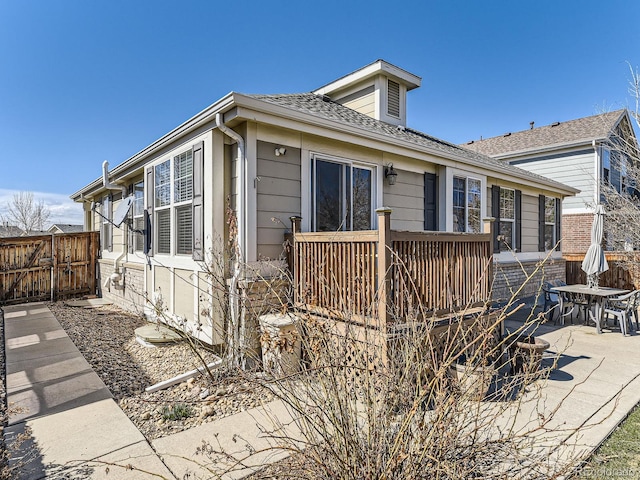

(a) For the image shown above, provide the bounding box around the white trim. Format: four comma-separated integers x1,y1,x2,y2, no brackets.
494,251,563,264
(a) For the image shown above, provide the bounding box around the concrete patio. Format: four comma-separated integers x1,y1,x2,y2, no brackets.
3,301,640,479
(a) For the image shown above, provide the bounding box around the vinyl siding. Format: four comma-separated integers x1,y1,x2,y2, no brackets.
512,152,595,212
256,141,302,259
383,169,424,231
343,92,375,118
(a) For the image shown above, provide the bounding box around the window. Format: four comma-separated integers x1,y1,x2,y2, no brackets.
312,157,374,232
499,188,515,251
153,150,193,255
544,197,556,251
453,176,481,233
132,181,144,251
101,195,112,252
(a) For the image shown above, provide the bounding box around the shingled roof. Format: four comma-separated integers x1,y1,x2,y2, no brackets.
245,93,575,191
462,110,626,157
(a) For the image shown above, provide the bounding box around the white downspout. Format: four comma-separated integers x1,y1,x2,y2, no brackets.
215,113,247,368
102,160,128,289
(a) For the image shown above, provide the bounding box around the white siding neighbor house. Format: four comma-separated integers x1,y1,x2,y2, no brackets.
463,110,638,254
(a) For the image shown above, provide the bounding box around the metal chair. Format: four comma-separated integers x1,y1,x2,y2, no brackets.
603,290,640,335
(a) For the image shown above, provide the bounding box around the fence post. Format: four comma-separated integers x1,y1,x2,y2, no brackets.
376,208,392,328
289,216,302,306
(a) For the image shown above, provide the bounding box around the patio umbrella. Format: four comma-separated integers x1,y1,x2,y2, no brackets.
581,204,609,288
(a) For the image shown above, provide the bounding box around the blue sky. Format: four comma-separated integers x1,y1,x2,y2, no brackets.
1,0,639,225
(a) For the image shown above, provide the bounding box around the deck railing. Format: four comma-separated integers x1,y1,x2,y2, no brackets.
288,209,493,326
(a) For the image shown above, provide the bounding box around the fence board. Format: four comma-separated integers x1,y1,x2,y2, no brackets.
0,232,99,305
565,252,640,290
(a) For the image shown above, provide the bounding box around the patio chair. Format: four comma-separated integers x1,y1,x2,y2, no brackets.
543,282,576,324
603,290,640,335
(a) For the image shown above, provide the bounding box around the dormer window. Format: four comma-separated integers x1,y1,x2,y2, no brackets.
387,79,400,118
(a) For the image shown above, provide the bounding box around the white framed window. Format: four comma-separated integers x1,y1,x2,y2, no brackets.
311,155,375,232
499,188,515,250
544,197,556,251
153,149,193,255
101,195,112,252
453,176,481,233
132,180,144,252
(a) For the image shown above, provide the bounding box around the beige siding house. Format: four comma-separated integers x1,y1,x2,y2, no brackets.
71,60,578,346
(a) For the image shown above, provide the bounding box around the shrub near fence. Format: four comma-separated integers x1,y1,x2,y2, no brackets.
565,252,640,290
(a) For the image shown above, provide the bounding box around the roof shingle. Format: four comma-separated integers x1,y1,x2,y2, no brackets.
461,110,626,157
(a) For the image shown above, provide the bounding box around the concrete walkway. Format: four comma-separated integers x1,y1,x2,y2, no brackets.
4,302,640,478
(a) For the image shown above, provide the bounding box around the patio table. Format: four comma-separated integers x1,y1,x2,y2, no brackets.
551,284,630,334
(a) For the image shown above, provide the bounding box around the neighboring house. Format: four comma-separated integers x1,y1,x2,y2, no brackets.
48,224,84,234
0,224,24,238
71,60,578,346
463,109,639,254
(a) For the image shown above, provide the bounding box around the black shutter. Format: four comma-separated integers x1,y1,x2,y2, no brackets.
555,198,561,251
424,172,437,231
491,185,501,252
144,167,154,256
515,189,522,252
538,195,545,252
192,141,204,261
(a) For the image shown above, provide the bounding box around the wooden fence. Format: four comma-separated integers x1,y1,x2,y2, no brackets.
565,252,640,290
288,209,493,326
0,232,99,305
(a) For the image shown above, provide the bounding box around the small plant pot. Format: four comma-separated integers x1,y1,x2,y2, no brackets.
449,363,495,401
509,335,550,376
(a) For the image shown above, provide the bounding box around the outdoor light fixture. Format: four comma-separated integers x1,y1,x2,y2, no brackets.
385,163,398,185
275,147,286,156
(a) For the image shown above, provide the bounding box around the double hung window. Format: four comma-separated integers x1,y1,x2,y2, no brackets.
132,181,144,252
499,188,515,250
101,195,112,252
154,150,193,255
453,176,481,233
312,157,374,232
544,197,556,251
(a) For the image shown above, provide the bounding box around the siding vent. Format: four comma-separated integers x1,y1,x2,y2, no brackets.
387,79,400,118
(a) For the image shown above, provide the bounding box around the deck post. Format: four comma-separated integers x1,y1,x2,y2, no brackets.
483,216,495,256
288,216,302,304
376,208,392,327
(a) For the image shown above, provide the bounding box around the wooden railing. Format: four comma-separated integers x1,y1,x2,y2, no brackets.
289,209,493,326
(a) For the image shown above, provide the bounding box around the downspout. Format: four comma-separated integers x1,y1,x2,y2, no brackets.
102,160,128,290
214,113,246,369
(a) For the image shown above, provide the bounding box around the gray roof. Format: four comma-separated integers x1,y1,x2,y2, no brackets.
0,225,24,238
49,224,84,233
246,93,577,192
462,110,626,157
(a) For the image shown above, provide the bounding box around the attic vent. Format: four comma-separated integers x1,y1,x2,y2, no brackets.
503,132,511,137
551,121,560,127
387,79,400,118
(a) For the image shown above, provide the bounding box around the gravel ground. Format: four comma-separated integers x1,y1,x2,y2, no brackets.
47,301,274,441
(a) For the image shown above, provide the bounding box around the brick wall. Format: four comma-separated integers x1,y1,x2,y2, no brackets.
561,213,593,254
98,260,147,315
492,258,566,304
